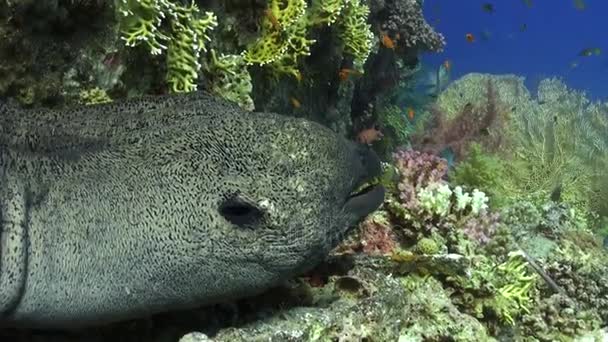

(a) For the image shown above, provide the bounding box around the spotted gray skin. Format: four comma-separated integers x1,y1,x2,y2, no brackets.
0,92,384,328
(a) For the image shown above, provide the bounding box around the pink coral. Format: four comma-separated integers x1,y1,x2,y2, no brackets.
359,216,397,255
393,149,448,211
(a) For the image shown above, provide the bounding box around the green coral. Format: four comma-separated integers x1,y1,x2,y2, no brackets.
418,182,453,216
242,0,373,78
309,0,348,25
79,87,112,105
242,0,313,79
415,237,440,255
118,0,218,92
336,0,374,68
493,251,536,325
451,143,511,207
448,251,536,326
205,50,254,111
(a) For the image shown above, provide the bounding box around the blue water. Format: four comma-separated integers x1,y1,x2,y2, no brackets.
422,0,608,100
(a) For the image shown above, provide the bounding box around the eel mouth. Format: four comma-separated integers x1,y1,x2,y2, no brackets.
344,163,385,219
345,181,385,220
343,144,386,220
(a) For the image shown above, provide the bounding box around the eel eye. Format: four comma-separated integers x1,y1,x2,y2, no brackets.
219,195,263,228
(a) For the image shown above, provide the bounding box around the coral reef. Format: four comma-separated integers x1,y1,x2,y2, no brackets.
0,0,117,106
389,148,500,247
212,270,493,341
450,143,511,207
434,73,608,218
380,0,446,52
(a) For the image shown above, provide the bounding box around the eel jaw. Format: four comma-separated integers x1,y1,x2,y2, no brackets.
344,183,385,222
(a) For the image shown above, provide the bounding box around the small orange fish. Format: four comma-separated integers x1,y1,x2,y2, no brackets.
338,68,362,81
264,9,281,30
356,127,383,145
407,107,415,120
465,33,475,43
381,33,396,49
290,97,301,108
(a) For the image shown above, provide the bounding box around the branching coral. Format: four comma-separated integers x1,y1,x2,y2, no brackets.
241,0,314,79
448,251,536,326
205,50,254,111
243,0,374,79
117,0,218,92
393,149,448,212
493,251,536,324
390,149,499,245
336,0,374,68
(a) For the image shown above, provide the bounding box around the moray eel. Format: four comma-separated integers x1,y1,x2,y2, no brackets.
0,92,384,328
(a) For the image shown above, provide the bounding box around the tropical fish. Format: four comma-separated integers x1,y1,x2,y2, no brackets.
381,32,396,49
290,97,301,108
519,23,527,32
413,61,452,98
482,3,495,13
338,68,362,81
465,33,475,43
356,126,384,145
264,9,281,30
579,47,601,57
573,0,586,10
407,107,415,120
